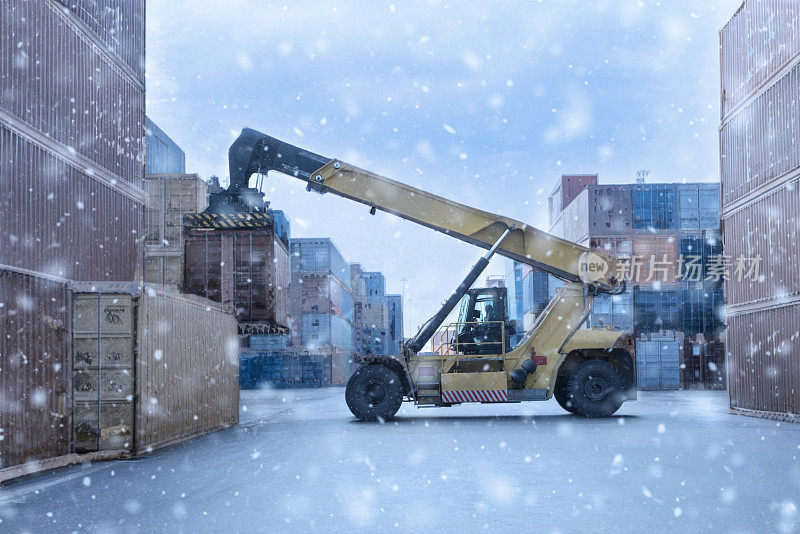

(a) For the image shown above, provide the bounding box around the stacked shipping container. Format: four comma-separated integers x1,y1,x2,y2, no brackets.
537,179,725,389
1,0,145,470
720,1,800,419
290,239,353,384
144,173,208,290
145,117,186,175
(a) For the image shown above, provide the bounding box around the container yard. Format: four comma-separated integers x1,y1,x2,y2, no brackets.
5,1,800,532
720,0,800,421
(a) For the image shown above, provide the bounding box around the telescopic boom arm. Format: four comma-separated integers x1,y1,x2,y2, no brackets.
228,127,622,293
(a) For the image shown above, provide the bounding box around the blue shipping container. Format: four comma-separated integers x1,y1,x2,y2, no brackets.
145,116,186,174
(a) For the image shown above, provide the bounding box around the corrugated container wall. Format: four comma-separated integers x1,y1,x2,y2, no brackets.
721,0,800,419
726,304,800,416
135,288,238,453
0,125,144,281
720,0,800,118
720,63,800,206
0,270,71,469
0,0,145,281
723,183,800,306
145,117,186,174
0,0,144,471
1,1,145,189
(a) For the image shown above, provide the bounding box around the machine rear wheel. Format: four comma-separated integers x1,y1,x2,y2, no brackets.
564,360,625,418
345,364,404,421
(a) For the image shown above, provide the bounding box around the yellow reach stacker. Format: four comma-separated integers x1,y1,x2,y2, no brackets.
220,128,636,421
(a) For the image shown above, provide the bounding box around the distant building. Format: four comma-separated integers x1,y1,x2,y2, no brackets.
349,267,404,356
509,175,724,390
386,295,404,354
145,117,185,174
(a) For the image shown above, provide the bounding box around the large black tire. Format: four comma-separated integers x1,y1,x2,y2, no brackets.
564,360,625,418
554,375,577,414
345,364,404,422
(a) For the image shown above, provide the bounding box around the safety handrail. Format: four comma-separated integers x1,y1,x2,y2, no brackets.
429,321,507,365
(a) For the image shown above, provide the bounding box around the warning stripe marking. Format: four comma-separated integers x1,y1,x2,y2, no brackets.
441,389,508,404
184,212,276,229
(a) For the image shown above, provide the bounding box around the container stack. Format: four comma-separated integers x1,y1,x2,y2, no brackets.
144,173,208,291
240,352,330,389
720,1,800,419
1,1,145,470
290,239,354,385
536,178,726,390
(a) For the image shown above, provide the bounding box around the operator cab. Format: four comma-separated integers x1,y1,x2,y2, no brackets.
454,287,515,355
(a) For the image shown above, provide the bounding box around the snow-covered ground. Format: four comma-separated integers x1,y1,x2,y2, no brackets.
1,388,798,533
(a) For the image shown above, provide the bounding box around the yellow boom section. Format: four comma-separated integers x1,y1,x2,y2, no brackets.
311,159,619,289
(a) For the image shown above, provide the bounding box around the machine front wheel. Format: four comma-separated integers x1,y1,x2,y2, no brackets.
564,360,625,418
554,375,577,414
345,364,404,422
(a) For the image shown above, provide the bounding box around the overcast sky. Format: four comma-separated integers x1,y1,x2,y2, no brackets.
146,0,742,335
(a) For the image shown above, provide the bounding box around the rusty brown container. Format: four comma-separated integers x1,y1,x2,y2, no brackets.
726,303,800,417
135,288,238,453
723,182,800,307
0,125,144,282
720,0,800,120
0,0,145,187
720,63,800,207
721,1,800,421
184,228,290,328
0,269,71,469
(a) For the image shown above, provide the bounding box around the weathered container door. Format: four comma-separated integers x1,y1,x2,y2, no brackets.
636,340,680,390
72,293,135,452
